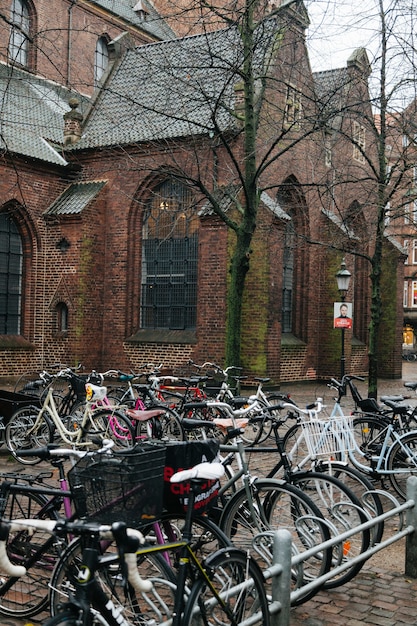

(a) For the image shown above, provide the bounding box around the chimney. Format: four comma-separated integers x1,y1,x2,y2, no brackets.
63,97,83,145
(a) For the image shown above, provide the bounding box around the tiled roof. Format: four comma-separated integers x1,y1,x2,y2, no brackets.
91,0,175,40
313,67,348,131
0,63,89,165
44,181,107,216
74,19,280,149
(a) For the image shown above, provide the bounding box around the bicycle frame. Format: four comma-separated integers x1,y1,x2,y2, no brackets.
25,387,111,446
288,411,417,478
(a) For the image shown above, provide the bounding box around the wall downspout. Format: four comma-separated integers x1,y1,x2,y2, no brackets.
67,1,77,87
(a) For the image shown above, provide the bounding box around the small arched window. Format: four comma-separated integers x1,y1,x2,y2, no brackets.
8,0,31,67
94,37,109,86
56,302,69,333
0,212,23,334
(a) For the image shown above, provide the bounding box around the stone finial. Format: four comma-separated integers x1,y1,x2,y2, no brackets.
63,98,83,146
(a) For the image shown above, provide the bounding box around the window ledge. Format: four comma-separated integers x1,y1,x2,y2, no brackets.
126,329,197,344
281,333,306,346
0,335,36,350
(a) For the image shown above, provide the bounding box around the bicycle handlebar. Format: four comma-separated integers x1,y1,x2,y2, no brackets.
15,439,115,460
0,519,151,593
188,360,242,375
328,375,365,389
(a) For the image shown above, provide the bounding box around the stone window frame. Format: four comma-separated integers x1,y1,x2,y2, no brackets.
8,0,37,70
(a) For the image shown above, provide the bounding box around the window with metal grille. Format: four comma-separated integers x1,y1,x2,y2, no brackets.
0,213,23,334
8,0,30,66
94,36,109,86
141,179,198,330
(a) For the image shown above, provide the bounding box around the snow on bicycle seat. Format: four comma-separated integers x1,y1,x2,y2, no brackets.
170,462,225,483
212,418,248,431
125,408,166,421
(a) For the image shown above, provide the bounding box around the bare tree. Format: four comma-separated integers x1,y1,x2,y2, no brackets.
307,0,417,395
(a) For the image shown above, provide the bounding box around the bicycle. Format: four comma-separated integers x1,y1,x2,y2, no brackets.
0,440,117,617
328,374,417,432
180,399,333,604
280,391,417,500
187,360,294,444
0,461,271,626
5,380,135,463
103,368,186,442
14,365,96,418
184,401,375,589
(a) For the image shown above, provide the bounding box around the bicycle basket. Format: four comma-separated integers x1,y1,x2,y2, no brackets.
68,441,166,525
301,415,355,457
70,374,90,400
164,439,220,515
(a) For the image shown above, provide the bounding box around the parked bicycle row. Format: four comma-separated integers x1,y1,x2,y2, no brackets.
0,365,415,623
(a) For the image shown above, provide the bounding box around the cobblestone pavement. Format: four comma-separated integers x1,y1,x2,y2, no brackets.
2,362,417,625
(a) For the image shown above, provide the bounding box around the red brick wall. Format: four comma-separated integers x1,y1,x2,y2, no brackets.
0,0,159,95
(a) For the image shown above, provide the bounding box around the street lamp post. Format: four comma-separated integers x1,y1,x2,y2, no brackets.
336,258,351,379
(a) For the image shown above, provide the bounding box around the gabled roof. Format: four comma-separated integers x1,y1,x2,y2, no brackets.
321,208,359,240
90,0,175,40
313,48,371,132
0,63,89,165
44,181,107,216
73,17,283,149
260,191,291,220
313,67,348,132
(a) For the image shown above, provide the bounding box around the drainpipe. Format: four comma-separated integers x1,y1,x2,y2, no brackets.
67,0,77,87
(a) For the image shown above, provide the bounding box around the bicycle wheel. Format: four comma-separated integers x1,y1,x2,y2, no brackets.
282,422,310,468
181,404,227,442
0,491,61,617
289,470,370,588
240,410,273,446
87,408,135,449
183,547,270,626
147,511,232,561
218,478,332,605
315,460,384,544
132,405,185,442
44,613,80,626
351,414,391,466
387,431,417,499
241,392,287,445
49,536,176,623
5,408,53,464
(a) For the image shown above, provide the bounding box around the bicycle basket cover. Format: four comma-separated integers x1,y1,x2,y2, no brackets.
85,383,107,403
164,439,220,515
69,441,166,525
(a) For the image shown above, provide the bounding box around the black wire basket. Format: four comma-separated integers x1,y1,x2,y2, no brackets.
68,441,166,526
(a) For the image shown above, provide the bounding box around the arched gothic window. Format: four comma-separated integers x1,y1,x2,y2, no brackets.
278,178,309,340
141,178,198,330
282,216,295,333
8,0,31,67
0,213,23,334
94,37,109,86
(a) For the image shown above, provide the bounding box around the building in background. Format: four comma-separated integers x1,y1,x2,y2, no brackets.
0,0,404,382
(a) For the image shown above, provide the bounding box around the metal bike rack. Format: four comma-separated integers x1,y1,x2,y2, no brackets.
265,475,417,626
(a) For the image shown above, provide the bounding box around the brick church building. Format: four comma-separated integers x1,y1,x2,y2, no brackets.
0,0,404,383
